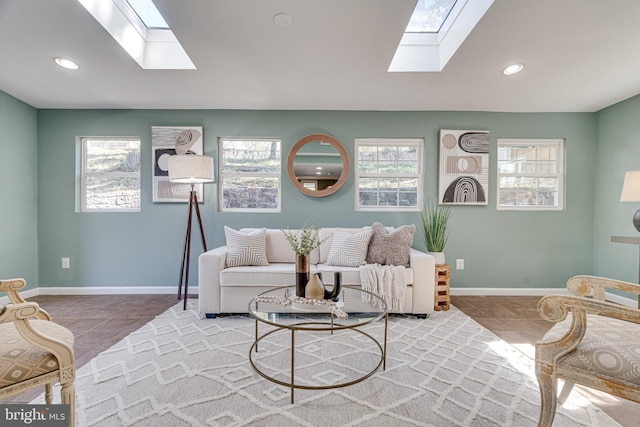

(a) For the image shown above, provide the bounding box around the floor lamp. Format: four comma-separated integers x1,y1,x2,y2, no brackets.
168,154,214,310
621,170,640,232
619,170,640,308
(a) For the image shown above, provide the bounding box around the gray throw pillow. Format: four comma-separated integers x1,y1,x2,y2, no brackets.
366,222,415,267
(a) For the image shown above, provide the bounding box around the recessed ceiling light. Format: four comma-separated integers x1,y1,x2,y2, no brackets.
502,63,523,76
273,13,292,27
54,57,79,70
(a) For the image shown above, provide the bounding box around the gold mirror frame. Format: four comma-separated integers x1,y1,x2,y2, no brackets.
286,133,349,197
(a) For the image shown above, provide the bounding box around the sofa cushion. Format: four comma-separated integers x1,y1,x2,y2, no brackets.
326,229,373,267
220,263,316,287
220,263,414,288
224,227,269,267
312,264,415,286
366,222,415,267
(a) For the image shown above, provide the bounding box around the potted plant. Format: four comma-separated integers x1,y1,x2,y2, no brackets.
282,221,330,296
420,199,451,266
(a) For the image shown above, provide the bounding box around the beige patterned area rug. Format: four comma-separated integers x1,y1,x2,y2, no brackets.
35,303,619,426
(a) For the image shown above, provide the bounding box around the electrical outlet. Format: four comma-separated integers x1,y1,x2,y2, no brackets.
61,257,70,269
456,259,464,270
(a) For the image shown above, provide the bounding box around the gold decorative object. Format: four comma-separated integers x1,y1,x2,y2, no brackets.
305,273,325,300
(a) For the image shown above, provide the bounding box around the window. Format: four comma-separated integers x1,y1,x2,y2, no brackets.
219,138,281,212
389,0,494,72
497,139,564,210
79,0,194,69
406,0,459,33
124,0,169,29
80,137,141,212
355,138,423,211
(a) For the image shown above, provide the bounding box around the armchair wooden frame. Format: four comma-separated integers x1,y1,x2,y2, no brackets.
0,278,75,426
535,275,640,427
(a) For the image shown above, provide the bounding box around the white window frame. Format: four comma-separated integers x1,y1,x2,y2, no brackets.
219,137,282,213
79,136,141,213
355,138,423,212
496,138,564,211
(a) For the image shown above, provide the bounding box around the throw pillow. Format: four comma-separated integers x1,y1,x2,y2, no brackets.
224,226,269,268
326,229,373,267
366,222,415,267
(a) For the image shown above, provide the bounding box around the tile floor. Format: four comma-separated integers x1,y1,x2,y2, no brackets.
3,294,639,425
451,295,640,427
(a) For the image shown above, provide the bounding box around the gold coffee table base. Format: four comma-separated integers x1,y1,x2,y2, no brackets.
249,316,388,404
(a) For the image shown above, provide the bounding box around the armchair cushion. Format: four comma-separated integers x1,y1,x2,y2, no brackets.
0,319,74,387
543,313,640,386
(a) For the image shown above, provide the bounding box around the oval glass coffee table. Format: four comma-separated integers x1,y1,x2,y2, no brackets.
248,286,388,403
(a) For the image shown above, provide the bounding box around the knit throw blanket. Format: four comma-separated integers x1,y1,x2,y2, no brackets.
359,263,407,313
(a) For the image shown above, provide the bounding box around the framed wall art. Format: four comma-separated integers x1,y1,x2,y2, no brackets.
438,129,489,205
152,126,204,203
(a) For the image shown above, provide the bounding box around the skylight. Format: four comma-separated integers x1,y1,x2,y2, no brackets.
79,0,194,70
125,0,168,29
389,0,494,72
406,0,458,33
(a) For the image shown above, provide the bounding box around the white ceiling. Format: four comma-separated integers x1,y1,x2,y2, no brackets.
1,0,640,112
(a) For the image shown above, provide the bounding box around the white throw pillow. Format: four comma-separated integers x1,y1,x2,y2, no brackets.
326,229,373,267
224,226,269,267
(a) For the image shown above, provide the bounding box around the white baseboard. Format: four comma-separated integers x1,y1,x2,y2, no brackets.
37,286,189,295
0,286,194,304
450,287,637,308
451,288,562,296
3,286,636,309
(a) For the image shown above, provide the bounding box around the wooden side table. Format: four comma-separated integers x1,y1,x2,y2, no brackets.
434,264,451,311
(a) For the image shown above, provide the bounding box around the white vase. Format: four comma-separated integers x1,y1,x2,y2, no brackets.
428,251,446,266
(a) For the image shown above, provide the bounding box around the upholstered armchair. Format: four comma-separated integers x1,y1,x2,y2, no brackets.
535,275,640,427
0,278,75,426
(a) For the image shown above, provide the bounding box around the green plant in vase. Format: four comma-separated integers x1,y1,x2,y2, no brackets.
282,221,325,256
420,199,451,266
282,221,330,297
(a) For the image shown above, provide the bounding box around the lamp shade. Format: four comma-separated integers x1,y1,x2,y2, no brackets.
168,154,214,184
620,170,640,202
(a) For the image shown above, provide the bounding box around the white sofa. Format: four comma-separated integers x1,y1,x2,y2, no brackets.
198,227,436,318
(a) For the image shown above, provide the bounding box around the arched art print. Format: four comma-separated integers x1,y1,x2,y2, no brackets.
439,129,489,205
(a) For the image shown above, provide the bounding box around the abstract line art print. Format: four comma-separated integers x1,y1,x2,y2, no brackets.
438,129,489,205
152,126,204,203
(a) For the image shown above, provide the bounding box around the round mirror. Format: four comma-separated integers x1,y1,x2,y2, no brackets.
287,133,349,197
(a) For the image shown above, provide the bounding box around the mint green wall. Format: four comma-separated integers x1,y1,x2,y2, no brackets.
0,91,38,289
36,109,597,289
595,94,640,282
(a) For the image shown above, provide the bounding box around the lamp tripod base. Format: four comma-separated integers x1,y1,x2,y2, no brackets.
177,187,207,310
